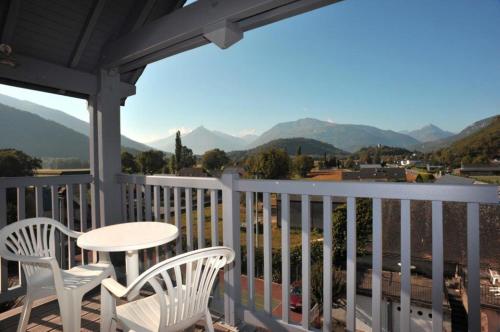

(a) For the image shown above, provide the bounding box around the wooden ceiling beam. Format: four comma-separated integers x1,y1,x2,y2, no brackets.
69,0,107,68
0,54,135,99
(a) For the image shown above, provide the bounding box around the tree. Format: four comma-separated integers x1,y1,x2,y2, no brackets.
331,198,373,263
0,149,41,177
296,145,302,156
175,131,182,172
180,146,196,169
137,150,166,175
293,155,314,177
245,148,290,179
202,149,229,173
121,151,139,174
172,131,196,172
311,263,345,305
344,157,355,169
0,149,41,224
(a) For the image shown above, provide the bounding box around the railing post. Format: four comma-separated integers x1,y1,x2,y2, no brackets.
221,169,241,326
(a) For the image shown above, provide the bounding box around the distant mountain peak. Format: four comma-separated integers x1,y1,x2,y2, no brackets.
403,124,454,143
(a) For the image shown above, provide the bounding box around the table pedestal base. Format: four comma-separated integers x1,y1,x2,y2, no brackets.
125,250,139,286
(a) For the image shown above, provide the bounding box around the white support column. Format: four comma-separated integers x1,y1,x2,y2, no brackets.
221,169,241,326
87,96,100,262
93,68,126,226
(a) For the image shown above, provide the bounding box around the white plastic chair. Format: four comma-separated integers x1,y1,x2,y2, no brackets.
0,217,115,331
100,246,235,332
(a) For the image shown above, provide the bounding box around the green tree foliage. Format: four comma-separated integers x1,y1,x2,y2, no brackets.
180,146,196,169
311,263,345,305
0,149,41,224
0,149,41,177
244,148,290,179
121,151,139,174
332,198,373,262
172,131,196,172
296,145,302,156
175,130,182,171
202,149,229,173
137,150,166,175
293,155,314,177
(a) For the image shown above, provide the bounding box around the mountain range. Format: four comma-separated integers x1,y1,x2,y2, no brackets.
411,115,499,153
248,118,421,152
148,126,250,154
0,103,91,161
0,93,496,159
0,94,150,152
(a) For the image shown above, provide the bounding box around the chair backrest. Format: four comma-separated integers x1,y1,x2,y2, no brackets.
127,246,235,330
0,218,66,279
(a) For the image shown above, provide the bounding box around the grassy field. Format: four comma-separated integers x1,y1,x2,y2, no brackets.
174,202,322,249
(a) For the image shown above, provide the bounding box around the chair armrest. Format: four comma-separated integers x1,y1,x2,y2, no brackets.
1,252,56,266
102,278,128,298
59,228,83,239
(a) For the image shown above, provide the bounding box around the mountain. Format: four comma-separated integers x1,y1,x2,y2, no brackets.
239,134,258,145
250,118,420,152
0,94,151,152
0,104,91,160
437,115,500,162
149,126,250,154
228,137,348,162
401,124,454,142
412,115,499,152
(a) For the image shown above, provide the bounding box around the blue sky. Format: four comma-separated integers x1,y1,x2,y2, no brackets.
0,0,499,143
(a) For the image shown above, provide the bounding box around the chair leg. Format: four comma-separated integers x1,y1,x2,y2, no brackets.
204,308,215,332
59,294,83,332
16,293,34,332
100,285,117,332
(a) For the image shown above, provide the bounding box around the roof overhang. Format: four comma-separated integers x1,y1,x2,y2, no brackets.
0,0,342,100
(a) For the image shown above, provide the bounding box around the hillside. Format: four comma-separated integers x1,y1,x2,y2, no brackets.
352,146,413,158
228,137,348,162
149,126,249,154
0,104,142,161
0,94,151,152
400,124,454,142
436,115,500,163
0,104,90,160
250,118,419,152
413,115,498,152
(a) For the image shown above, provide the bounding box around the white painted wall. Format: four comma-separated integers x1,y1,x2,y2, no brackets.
355,294,444,332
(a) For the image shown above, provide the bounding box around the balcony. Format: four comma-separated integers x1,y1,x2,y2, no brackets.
0,172,498,331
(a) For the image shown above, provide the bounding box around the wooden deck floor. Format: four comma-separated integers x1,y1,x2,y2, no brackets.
0,291,102,332
0,291,235,332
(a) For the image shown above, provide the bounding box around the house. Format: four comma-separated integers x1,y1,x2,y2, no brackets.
342,167,407,182
458,164,500,176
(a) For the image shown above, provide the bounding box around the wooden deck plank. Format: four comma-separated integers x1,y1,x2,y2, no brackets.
1,290,230,332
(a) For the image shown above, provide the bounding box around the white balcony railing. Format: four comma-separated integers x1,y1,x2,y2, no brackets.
116,172,499,332
1,172,499,332
0,174,95,302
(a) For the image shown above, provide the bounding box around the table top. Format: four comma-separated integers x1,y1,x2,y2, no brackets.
77,222,178,252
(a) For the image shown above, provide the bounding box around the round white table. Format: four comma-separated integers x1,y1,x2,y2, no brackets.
77,222,178,285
